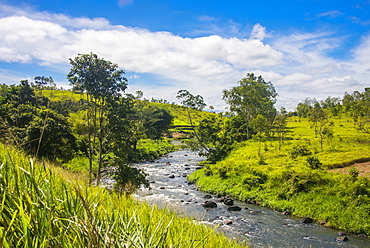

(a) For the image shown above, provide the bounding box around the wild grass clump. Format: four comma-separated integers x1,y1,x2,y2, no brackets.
0,143,246,247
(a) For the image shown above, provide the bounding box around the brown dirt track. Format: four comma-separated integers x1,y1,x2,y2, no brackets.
329,162,370,178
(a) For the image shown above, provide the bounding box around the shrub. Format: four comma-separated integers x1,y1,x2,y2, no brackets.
290,144,312,159
306,156,322,169
348,167,360,181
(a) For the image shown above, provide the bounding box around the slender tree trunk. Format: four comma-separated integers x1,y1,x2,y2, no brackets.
187,108,209,153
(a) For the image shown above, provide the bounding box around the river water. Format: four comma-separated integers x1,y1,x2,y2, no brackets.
103,149,370,247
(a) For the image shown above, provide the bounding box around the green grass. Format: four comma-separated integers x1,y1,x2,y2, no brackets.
0,143,246,247
189,114,370,236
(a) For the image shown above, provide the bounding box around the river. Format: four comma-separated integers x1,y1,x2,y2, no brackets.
102,149,370,247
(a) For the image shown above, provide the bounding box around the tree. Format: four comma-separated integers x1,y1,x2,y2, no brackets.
176,90,209,152
251,114,270,163
222,73,277,139
0,81,76,161
132,101,173,140
67,53,128,185
308,106,334,149
273,107,288,150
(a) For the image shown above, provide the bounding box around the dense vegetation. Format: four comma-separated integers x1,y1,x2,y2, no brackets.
2,51,370,244
0,54,177,191
187,76,370,236
0,143,246,247
0,53,246,247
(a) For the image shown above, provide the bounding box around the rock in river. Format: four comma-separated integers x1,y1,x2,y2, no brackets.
300,217,314,223
227,205,242,211
203,201,217,208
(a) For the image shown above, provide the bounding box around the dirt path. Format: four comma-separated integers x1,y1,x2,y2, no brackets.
328,162,370,178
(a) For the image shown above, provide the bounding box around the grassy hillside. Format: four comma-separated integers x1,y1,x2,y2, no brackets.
189,115,370,236
0,143,246,247
43,89,216,135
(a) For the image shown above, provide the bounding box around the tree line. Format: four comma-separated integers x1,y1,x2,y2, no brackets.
178,74,370,164
0,53,173,192
1,52,369,192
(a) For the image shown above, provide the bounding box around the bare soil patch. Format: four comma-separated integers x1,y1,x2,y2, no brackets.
328,162,370,178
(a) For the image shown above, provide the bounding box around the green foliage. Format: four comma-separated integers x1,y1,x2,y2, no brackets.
0,82,77,161
189,113,370,236
0,143,245,248
113,162,149,194
306,156,322,169
348,167,360,181
290,144,312,159
223,73,277,139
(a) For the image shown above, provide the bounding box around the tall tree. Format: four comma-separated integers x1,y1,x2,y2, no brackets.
67,53,128,185
222,73,277,139
176,90,209,152
273,107,288,150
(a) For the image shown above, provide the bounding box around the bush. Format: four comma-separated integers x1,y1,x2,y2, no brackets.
306,156,322,169
290,144,312,159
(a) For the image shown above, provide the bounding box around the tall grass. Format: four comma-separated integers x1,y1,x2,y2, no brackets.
0,143,246,247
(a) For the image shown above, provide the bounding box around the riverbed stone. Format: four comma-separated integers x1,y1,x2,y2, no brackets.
203,201,217,208
300,217,314,223
225,220,233,225
281,210,292,216
224,198,234,206
336,236,348,242
227,205,242,211
168,175,175,178
338,231,347,236
204,194,212,199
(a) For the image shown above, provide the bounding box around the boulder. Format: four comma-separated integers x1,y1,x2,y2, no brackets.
336,236,348,242
165,162,171,165
225,220,233,225
168,175,175,179
227,205,242,211
223,198,234,206
300,217,314,223
338,231,347,236
204,195,212,199
246,199,256,204
203,201,217,208
159,186,165,189
281,210,292,216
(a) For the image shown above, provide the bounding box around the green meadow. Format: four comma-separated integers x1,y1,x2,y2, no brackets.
189,115,370,236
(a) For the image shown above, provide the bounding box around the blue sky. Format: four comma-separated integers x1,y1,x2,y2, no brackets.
1,0,370,110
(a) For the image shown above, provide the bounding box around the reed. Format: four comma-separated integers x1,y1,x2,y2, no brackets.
0,143,246,247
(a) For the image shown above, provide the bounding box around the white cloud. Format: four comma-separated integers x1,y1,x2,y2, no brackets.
0,4,369,111
250,23,268,40
317,10,344,19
